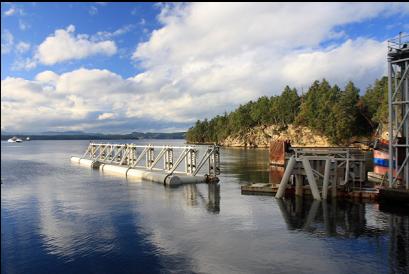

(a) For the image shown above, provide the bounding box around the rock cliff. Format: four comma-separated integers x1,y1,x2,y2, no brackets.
220,124,372,148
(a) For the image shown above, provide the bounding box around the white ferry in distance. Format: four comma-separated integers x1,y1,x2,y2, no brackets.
7,136,23,143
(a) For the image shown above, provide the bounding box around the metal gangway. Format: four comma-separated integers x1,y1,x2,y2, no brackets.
79,142,220,178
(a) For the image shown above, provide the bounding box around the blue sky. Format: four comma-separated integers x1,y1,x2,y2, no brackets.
1,2,161,79
1,3,409,133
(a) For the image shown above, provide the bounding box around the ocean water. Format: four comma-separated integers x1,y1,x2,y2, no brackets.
1,140,408,274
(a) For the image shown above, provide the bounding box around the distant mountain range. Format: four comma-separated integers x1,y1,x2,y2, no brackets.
1,131,186,140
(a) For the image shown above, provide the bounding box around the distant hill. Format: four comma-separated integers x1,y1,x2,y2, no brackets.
1,131,186,140
41,131,87,135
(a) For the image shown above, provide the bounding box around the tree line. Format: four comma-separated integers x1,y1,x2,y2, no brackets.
186,77,388,144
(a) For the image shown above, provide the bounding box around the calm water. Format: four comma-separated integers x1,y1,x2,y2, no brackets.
1,140,408,274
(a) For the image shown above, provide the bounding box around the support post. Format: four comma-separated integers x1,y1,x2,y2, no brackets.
302,158,321,200
295,175,303,196
322,158,331,199
332,160,337,198
275,156,296,198
388,56,394,188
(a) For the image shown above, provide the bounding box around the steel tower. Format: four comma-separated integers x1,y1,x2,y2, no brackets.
388,32,409,189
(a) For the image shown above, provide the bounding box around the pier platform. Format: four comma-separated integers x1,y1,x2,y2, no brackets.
241,183,379,201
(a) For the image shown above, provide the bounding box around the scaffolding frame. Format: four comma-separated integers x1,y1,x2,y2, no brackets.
388,32,409,189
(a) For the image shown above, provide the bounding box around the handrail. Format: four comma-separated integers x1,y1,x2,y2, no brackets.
81,143,220,178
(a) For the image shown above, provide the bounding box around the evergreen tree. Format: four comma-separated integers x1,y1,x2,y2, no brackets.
186,77,389,144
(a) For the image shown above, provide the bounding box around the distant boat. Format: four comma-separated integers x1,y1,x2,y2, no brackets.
26,137,30,141
7,136,23,143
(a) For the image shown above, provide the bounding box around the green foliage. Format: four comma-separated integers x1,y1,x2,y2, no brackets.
360,76,388,126
187,77,389,145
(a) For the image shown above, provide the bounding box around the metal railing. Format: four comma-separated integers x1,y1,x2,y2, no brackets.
80,143,220,177
388,32,409,51
288,147,367,189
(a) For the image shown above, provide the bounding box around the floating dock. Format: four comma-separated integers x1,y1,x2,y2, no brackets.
71,143,220,186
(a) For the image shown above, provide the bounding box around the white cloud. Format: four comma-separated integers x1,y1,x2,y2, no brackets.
2,3,409,133
98,112,116,120
1,29,13,54
128,3,403,117
11,57,37,71
35,70,60,84
67,24,75,33
1,68,198,132
4,7,16,16
3,5,24,16
33,25,117,66
15,41,30,54
92,24,135,41
281,39,387,87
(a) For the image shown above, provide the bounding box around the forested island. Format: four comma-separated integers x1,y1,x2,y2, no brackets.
186,77,388,146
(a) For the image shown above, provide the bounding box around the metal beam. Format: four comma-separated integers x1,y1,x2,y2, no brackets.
322,159,331,199
302,158,321,200
276,156,296,198
388,57,394,188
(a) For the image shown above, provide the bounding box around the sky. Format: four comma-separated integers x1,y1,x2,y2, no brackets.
1,2,409,134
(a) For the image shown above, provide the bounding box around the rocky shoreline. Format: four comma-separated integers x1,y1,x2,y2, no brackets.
218,125,373,149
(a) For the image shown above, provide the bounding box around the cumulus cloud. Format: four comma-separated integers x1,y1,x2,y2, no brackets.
281,39,387,87
1,68,192,132
2,3,409,133
35,70,60,84
129,3,400,115
27,25,117,67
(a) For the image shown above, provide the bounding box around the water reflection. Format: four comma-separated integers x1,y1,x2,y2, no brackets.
181,183,220,213
2,141,409,274
379,204,409,273
207,183,220,213
221,147,270,183
269,166,285,186
277,198,380,237
276,198,409,273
